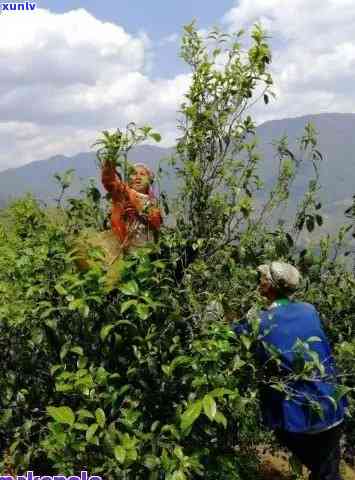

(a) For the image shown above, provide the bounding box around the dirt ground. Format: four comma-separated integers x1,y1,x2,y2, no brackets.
260,451,355,480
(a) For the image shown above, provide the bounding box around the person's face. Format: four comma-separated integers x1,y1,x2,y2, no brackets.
129,166,151,194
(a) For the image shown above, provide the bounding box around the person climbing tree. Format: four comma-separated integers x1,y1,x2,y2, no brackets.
233,261,348,480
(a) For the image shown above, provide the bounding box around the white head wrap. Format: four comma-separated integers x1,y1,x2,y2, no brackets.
133,163,155,181
257,261,301,292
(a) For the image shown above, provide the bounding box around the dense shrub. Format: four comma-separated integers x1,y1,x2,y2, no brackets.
0,22,354,479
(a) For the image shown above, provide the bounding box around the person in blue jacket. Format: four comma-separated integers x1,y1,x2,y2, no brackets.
233,261,347,480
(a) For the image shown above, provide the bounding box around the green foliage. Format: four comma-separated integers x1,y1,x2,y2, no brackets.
93,123,161,182
177,22,273,254
0,205,263,477
54,169,76,208
0,21,354,479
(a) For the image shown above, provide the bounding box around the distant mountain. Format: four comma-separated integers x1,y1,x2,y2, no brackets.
0,145,174,206
255,113,355,232
0,113,353,231
257,113,355,205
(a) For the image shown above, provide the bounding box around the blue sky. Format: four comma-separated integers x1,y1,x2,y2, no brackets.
36,0,234,38
0,0,354,169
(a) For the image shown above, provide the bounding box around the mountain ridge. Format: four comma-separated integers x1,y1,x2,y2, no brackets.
0,113,353,230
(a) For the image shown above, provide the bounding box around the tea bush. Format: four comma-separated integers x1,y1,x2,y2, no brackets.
0,22,354,478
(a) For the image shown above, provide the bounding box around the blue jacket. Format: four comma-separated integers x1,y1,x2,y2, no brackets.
233,301,347,433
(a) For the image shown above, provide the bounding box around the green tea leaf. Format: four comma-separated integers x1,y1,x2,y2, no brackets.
70,346,84,356
100,324,115,341
334,385,352,403
86,423,98,442
121,299,137,314
307,336,322,343
114,445,126,464
95,408,106,427
150,132,162,142
120,280,139,296
241,334,252,350
77,409,95,419
136,303,150,320
181,400,202,431
73,423,89,431
144,454,159,470
214,411,227,428
203,395,217,421
47,406,75,426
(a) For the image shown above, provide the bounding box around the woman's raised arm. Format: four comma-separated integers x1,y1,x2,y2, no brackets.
101,161,125,199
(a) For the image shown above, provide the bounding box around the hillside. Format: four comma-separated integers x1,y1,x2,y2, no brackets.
257,113,355,207
0,145,174,206
0,113,353,230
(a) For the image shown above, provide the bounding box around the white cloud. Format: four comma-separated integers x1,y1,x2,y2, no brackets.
0,122,95,170
223,0,355,124
2,2,354,172
0,8,190,170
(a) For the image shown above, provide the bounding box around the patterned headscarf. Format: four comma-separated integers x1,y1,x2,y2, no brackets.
257,261,301,292
132,163,156,200
133,163,155,181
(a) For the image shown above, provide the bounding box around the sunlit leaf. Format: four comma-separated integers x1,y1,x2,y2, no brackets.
181,400,202,431
86,423,98,442
95,408,106,427
47,406,75,426
100,324,115,341
120,280,139,296
203,395,217,421
114,445,126,464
